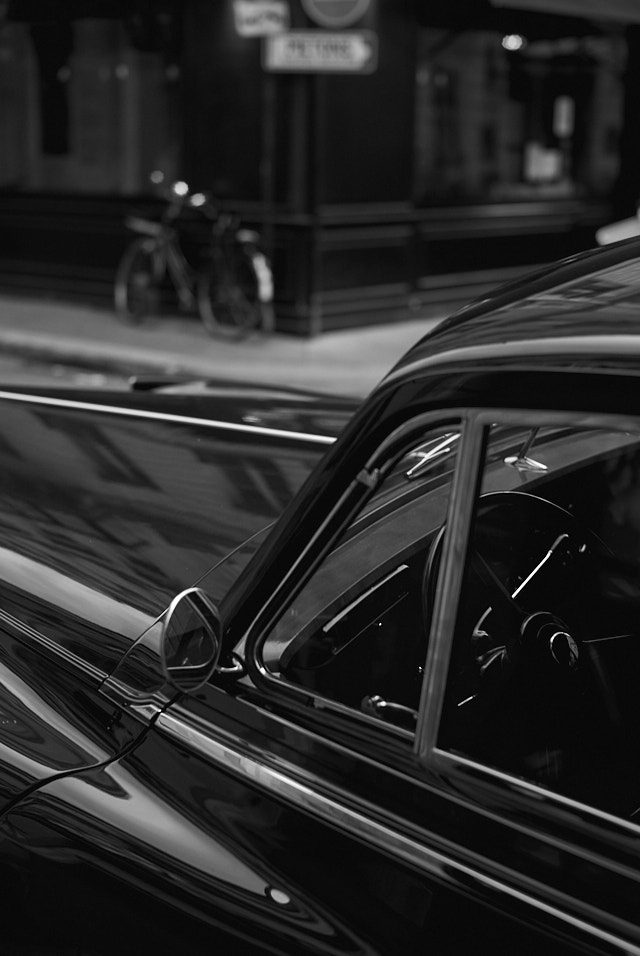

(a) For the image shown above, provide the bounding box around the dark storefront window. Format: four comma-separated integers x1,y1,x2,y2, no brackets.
0,17,181,195
414,27,627,205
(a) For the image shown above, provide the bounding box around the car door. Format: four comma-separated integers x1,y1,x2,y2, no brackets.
424,406,640,956
0,402,601,955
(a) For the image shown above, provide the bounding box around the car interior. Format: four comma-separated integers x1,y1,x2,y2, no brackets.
263,423,640,819
440,426,640,818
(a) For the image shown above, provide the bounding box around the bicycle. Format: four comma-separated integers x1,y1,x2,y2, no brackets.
197,208,274,339
114,178,274,340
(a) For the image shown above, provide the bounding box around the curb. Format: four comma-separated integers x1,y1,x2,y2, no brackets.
0,331,190,377
0,305,446,397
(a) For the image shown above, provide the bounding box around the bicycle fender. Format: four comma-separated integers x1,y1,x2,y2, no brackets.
249,251,274,302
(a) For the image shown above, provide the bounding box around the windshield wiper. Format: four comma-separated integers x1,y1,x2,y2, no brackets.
405,433,460,480
504,427,547,473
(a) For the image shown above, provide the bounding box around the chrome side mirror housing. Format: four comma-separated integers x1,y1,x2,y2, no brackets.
103,587,222,706
161,588,221,693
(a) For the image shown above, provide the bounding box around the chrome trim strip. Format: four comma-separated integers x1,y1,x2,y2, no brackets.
156,709,639,955
430,745,640,842
0,607,106,683
130,702,163,723
0,390,336,446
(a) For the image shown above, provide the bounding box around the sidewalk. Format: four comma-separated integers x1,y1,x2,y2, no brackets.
0,295,448,398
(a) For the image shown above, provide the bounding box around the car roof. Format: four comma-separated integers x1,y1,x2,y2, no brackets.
383,238,640,389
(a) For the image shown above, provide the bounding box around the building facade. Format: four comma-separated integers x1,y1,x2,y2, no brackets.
1,0,639,332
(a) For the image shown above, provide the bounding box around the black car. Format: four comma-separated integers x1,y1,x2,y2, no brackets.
4,240,640,955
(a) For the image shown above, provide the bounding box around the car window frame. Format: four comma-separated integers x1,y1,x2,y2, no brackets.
244,409,465,743
418,405,640,840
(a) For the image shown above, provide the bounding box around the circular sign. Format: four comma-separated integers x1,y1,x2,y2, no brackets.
300,0,370,28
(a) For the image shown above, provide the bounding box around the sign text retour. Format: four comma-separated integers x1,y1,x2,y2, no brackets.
263,30,377,73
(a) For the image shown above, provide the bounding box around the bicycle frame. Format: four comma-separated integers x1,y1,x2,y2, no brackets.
116,177,274,335
125,215,195,309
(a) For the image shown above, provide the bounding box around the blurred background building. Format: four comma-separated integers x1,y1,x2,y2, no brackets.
1,0,639,332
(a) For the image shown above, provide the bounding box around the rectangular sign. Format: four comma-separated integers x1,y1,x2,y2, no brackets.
234,0,289,37
263,30,377,73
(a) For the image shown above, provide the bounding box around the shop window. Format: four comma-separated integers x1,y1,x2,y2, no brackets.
0,15,181,195
414,28,627,205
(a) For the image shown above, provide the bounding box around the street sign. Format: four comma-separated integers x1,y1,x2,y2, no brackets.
263,30,377,73
233,0,289,36
300,0,370,28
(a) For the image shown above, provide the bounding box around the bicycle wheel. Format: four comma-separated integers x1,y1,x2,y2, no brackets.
114,238,162,324
197,245,272,340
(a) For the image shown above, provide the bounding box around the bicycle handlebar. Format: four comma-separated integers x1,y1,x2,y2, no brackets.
135,175,250,240
158,188,220,225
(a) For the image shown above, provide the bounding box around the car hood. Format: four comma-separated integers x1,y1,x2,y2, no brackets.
0,380,356,671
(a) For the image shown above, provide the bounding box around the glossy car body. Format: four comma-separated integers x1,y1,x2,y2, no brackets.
5,240,640,954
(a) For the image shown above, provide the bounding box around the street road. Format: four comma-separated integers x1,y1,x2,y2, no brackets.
0,352,127,389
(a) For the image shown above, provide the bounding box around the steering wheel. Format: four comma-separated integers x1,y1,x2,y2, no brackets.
427,491,603,662
426,491,613,789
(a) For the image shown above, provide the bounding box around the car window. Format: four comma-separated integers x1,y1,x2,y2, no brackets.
438,420,640,819
258,426,461,730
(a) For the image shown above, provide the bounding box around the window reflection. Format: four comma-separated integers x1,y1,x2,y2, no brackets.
414,28,626,205
0,401,325,650
0,17,181,195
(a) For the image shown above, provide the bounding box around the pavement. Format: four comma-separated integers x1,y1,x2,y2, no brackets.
0,294,449,398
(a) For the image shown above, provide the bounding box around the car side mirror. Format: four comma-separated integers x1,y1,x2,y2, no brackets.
161,588,221,693
102,587,222,706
